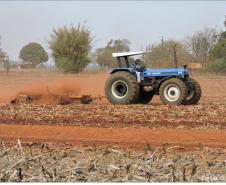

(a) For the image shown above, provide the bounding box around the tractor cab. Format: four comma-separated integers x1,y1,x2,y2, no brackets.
112,51,147,70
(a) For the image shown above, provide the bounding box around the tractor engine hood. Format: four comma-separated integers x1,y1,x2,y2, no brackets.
143,68,188,77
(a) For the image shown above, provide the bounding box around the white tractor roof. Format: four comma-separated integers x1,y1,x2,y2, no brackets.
112,51,150,58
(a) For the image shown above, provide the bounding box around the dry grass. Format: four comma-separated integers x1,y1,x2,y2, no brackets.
0,142,226,182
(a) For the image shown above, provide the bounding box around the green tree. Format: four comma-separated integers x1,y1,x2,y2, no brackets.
0,36,4,62
0,48,4,62
19,42,48,66
206,58,226,74
96,39,131,69
49,24,92,73
225,15,226,27
206,16,226,74
211,17,226,59
211,36,226,59
0,36,8,70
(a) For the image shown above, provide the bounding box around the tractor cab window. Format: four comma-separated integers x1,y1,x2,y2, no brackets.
134,59,146,71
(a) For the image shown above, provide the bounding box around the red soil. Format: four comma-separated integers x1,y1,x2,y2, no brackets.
0,124,226,149
1,71,226,149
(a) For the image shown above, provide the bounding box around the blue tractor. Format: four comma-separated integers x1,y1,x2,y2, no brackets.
104,51,201,105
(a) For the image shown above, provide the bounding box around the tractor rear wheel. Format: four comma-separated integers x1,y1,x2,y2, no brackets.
105,72,139,104
183,78,201,105
159,78,188,105
137,87,155,104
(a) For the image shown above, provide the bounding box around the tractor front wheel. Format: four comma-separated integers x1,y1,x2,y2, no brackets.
105,72,139,104
183,78,201,105
159,78,188,105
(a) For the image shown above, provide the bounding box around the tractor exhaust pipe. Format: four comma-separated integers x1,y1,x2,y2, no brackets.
173,44,178,68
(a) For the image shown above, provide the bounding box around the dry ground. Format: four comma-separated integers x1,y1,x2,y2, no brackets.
0,70,226,182
1,142,226,182
0,70,226,130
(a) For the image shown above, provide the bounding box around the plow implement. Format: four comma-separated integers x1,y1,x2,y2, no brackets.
10,94,105,105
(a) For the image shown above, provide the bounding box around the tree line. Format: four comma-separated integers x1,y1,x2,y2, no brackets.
1,16,226,73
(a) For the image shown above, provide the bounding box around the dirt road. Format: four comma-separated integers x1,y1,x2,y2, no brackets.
1,124,226,149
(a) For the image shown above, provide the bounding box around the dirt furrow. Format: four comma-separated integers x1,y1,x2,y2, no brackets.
1,124,226,149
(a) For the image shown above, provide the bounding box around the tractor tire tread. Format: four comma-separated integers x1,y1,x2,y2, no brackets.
104,72,139,104
183,78,202,105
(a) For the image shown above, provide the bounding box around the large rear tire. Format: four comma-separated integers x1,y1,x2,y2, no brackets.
105,72,139,104
159,78,188,105
183,78,201,105
137,87,155,104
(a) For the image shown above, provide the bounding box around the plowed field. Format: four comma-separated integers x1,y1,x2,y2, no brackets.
1,71,226,182
0,71,226,147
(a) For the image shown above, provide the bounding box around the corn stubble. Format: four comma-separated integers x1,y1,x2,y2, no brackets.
0,142,225,182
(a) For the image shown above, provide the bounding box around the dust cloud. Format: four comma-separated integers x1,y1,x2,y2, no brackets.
0,73,108,105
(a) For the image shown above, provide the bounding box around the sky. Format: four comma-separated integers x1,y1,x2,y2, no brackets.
0,1,225,62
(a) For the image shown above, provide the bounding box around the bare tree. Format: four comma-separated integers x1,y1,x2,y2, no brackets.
144,40,192,68
186,27,218,63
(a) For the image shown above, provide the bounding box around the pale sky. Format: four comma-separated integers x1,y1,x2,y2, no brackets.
0,1,225,62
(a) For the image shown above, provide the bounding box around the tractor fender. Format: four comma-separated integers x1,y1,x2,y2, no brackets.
110,68,138,82
110,68,134,75
156,76,176,92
